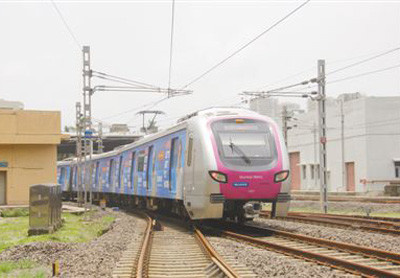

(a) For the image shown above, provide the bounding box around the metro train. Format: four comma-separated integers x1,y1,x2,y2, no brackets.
57,107,291,221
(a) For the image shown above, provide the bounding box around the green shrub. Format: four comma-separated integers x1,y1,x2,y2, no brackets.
1,208,29,217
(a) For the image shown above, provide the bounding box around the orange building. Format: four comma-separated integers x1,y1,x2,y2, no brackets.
0,108,62,205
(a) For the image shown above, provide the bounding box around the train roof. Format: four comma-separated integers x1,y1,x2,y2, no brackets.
58,106,270,166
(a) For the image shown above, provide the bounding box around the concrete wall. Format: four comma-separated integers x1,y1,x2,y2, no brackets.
0,109,61,205
364,97,400,191
283,95,400,193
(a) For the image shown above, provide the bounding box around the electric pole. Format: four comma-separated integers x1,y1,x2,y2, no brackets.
317,59,328,213
82,46,93,209
340,99,345,191
282,105,289,146
75,102,83,205
313,121,318,190
97,122,104,154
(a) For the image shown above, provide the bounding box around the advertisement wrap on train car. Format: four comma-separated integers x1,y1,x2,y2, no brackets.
57,108,290,221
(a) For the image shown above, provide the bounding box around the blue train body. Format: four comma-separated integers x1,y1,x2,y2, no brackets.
57,129,187,201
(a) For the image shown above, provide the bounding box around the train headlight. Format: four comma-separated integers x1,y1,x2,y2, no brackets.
274,170,289,183
209,171,228,183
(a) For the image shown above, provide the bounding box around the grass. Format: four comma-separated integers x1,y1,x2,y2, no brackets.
0,260,47,277
0,211,115,253
0,208,29,218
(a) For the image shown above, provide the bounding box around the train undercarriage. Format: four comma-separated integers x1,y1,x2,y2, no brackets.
63,191,290,222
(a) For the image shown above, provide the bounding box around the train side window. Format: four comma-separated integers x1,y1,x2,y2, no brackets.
130,152,136,188
137,153,145,172
69,167,74,187
109,159,114,187
146,146,154,189
118,156,123,187
60,168,66,184
187,137,193,166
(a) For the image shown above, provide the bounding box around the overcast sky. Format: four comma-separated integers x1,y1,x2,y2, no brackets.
1,0,399,132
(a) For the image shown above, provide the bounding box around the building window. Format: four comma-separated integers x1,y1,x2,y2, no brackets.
311,165,315,180
302,165,307,179
395,162,400,178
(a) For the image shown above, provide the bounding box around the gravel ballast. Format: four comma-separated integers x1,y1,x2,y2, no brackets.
254,217,400,254
289,200,400,214
0,209,146,277
208,236,351,278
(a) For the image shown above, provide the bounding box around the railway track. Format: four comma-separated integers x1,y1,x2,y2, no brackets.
113,213,255,277
205,221,400,277
261,211,400,236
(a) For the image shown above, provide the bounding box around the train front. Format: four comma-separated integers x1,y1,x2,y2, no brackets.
208,116,290,221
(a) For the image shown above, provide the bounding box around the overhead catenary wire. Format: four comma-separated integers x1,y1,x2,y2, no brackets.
93,74,155,90
92,71,159,89
50,0,81,49
253,45,400,93
328,64,400,84
326,46,400,76
167,0,176,90
180,0,311,89
100,96,168,121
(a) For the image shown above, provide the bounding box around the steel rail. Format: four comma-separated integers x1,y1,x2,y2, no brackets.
135,215,154,278
284,211,400,225
292,213,400,229
223,230,400,277
260,212,400,235
194,228,240,278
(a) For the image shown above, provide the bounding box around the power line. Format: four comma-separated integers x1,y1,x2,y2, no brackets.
180,0,311,89
326,46,400,76
50,0,81,49
167,0,176,90
254,46,400,92
328,64,400,84
92,71,159,89
100,96,166,121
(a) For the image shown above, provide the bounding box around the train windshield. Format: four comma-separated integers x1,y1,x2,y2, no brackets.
211,119,278,170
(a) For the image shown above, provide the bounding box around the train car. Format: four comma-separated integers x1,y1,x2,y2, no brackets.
57,107,291,220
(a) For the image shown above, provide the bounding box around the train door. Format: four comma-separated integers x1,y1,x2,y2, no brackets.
146,146,154,194
184,133,195,197
169,137,179,193
0,171,6,205
130,152,136,193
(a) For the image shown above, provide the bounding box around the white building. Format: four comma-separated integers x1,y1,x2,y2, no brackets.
249,96,302,129
250,93,400,193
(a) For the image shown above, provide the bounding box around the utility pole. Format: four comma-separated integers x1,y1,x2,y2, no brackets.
313,121,318,190
82,46,93,209
97,122,104,154
340,99,345,191
75,102,83,205
282,105,289,146
317,59,328,213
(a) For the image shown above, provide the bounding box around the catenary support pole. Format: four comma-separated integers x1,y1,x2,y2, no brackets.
317,59,328,213
82,46,93,210
340,99,345,191
282,105,288,146
313,122,318,190
76,102,83,205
